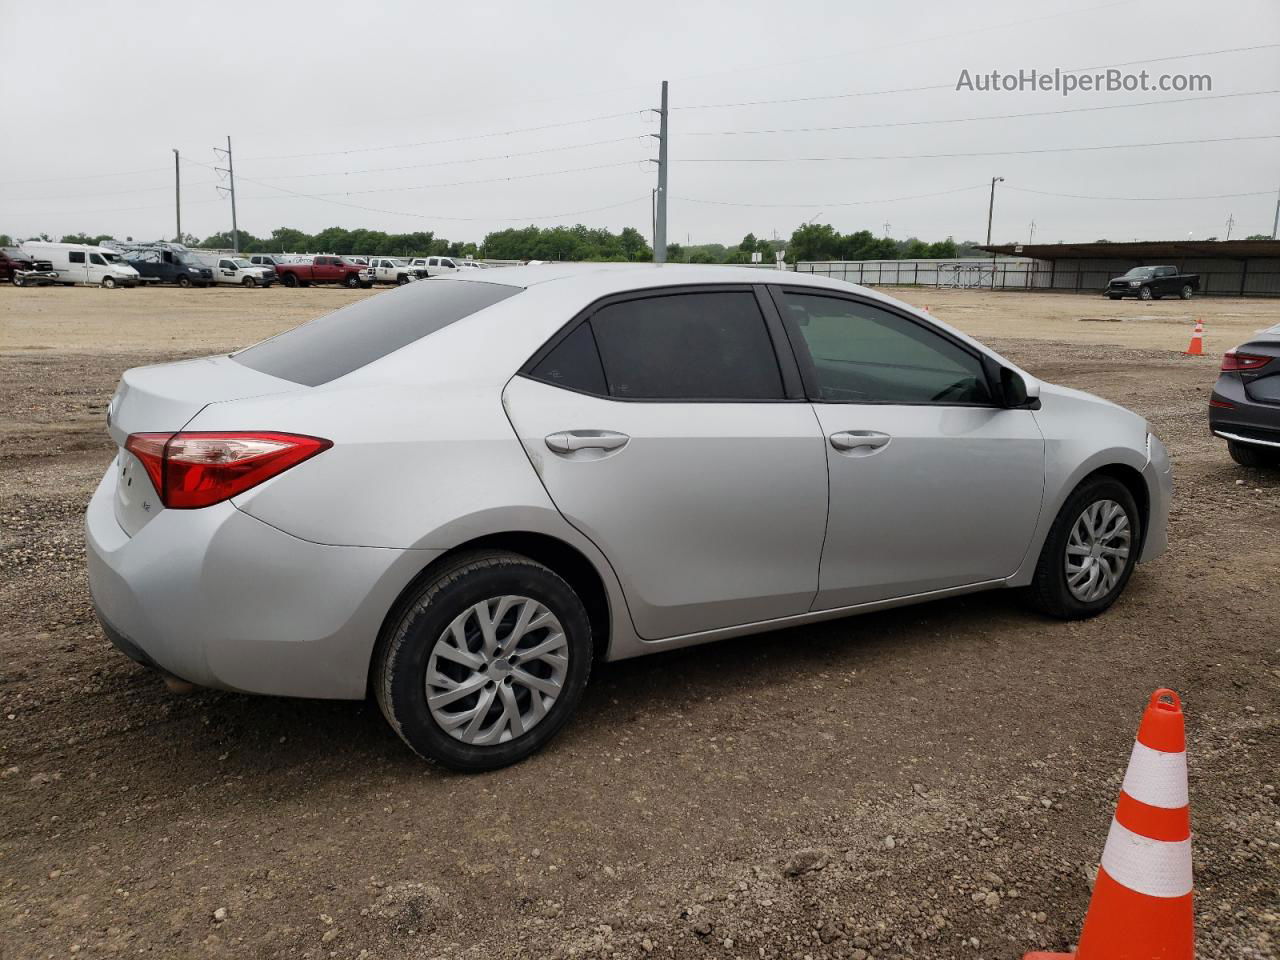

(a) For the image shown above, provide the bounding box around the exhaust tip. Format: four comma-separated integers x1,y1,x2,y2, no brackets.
160,672,197,695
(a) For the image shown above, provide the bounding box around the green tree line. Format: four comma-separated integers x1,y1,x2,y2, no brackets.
3,223,974,262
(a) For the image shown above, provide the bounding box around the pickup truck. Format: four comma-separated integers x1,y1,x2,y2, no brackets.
275,255,373,288
0,247,59,286
369,257,427,285
1106,265,1200,301
408,255,464,278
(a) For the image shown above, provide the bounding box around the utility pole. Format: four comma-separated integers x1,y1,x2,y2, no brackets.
649,81,669,263
173,149,181,243
986,176,1004,289
1225,212,1235,241
213,136,239,253
1028,219,1036,244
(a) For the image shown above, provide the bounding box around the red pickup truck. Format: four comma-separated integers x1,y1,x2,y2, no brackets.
275,255,374,289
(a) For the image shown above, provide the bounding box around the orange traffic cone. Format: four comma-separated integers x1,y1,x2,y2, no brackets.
1184,321,1204,356
1025,689,1193,960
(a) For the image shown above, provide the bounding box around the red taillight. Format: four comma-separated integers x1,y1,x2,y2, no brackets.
1220,351,1273,372
124,431,331,509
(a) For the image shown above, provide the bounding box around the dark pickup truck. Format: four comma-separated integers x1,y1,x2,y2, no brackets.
1,247,59,286
1106,265,1200,301
275,255,373,288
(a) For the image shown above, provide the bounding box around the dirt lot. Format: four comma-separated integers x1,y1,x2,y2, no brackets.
1,284,1277,960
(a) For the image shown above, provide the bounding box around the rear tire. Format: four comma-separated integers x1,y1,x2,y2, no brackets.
375,550,592,772
1025,476,1141,620
1228,439,1280,467
1180,284,1194,300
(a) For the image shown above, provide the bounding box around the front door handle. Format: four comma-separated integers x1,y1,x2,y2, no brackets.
545,430,630,454
829,430,892,453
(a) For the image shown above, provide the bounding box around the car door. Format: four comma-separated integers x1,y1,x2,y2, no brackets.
67,249,88,284
772,287,1045,610
218,259,238,283
502,285,829,639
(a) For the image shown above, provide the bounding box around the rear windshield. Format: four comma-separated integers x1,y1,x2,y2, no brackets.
232,279,519,386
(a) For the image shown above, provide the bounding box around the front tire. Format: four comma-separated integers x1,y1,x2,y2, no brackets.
345,274,360,289
101,276,116,289
375,551,592,771
1026,476,1141,620
396,274,409,285
1228,439,1280,467
241,276,255,287
12,275,24,287
1180,284,1194,300
1138,285,1152,301
176,274,192,288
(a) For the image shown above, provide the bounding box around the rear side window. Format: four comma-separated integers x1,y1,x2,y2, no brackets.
233,280,519,386
70,251,85,264
529,322,607,396
588,291,784,400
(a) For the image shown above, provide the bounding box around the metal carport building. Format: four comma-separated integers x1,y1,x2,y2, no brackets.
977,239,1280,297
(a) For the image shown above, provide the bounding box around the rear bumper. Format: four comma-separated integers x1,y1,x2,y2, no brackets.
1209,375,1280,447
85,465,440,699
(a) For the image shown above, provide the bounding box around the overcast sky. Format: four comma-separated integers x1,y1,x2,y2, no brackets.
3,0,1278,248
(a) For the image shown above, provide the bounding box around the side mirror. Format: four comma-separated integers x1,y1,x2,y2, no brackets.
1000,367,1041,409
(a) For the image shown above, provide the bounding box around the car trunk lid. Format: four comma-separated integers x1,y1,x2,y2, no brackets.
107,355,302,535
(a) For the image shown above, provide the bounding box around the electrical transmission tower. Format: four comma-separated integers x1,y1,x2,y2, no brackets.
213,136,239,253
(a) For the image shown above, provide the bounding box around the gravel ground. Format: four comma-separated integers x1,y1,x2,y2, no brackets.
0,286,1277,960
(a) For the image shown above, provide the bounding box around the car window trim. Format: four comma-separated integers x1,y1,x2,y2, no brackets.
766,285,1002,408
519,283,806,404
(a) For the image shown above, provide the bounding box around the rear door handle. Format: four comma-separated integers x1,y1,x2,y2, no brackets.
545,430,630,454
829,430,891,453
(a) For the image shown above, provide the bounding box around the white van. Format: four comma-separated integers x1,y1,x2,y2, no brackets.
191,252,271,287
20,242,142,288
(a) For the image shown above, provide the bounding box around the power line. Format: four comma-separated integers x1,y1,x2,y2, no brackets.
673,184,991,209
674,42,1280,111
684,89,1280,138
1006,185,1280,201
240,109,652,162
676,133,1280,164
4,180,219,206
241,136,646,182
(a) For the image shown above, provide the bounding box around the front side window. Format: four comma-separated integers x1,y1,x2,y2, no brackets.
90,253,106,265
586,291,784,401
219,260,234,270
780,292,992,405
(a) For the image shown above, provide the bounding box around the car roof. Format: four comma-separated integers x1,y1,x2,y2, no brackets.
460,261,856,292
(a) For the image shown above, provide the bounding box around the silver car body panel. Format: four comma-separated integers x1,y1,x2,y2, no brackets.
501,375,828,638
84,264,1171,694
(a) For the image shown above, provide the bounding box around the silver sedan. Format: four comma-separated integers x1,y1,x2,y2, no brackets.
86,264,1172,770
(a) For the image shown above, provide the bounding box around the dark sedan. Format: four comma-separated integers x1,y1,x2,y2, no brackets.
1209,322,1280,467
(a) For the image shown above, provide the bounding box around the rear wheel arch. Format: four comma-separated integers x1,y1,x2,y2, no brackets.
367,531,613,696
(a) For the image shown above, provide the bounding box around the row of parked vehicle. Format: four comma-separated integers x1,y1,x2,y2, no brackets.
0,240,489,290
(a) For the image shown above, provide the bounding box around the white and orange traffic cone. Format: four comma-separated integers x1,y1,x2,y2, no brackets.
1184,321,1204,356
1025,689,1193,960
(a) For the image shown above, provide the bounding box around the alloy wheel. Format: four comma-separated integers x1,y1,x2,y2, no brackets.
1064,499,1131,602
425,595,568,745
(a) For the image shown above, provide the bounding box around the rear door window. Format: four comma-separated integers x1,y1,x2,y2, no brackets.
586,291,784,400
69,251,85,264
233,280,519,386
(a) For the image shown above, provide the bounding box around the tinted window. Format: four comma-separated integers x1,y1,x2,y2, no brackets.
233,280,519,386
70,251,85,264
781,293,992,405
90,253,106,265
219,260,234,270
589,291,784,400
530,322,607,395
